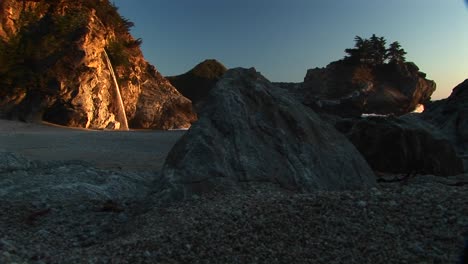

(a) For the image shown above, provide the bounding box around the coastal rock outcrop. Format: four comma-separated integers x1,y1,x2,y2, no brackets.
157,68,376,201
0,0,196,129
338,115,464,176
166,59,227,106
422,79,468,170
278,61,436,117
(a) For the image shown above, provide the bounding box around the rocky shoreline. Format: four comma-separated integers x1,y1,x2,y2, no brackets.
1,176,467,263
1,69,467,264
1,1,467,263
0,123,465,263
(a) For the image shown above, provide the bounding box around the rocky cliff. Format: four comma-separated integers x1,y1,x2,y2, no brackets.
422,79,468,170
278,60,436,117
166,59,227,106
0,0,196,129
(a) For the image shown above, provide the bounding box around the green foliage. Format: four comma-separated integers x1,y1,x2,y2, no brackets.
369,34,387,64
86,1,141,68
345,34,407,65
0,0,140,95
0,40,14,94
167,60,227,103
345,36,373,64
191,59,228,78
105,39,131,67
120,17,135,31
16,5,42,28
83,0,134,33
386,41,407,64
124,38,143,49
0,40,7,70
0,4,90,94
53,10,88,37
105,38,142,68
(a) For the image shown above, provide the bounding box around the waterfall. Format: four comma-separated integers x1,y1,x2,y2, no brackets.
103,49,129,130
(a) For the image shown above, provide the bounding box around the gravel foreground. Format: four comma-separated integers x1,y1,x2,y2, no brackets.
1,175,467,264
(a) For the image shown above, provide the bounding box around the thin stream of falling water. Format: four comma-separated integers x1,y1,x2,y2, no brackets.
103,49,129,130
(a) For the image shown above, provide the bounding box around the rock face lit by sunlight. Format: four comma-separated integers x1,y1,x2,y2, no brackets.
169,126,191,131
412,104,425,113
103,50,129,130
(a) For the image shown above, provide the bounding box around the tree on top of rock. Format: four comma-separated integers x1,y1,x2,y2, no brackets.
386,41,407,64
345,34,386,65
344,34,406,65
369,34,387,65
345,36,369,63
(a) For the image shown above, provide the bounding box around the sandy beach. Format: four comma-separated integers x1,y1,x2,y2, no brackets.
0,119,185,171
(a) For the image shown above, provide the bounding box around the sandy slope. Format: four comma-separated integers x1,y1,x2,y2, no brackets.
0,120,185,171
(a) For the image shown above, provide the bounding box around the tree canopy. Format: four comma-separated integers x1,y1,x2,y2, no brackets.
386,41,407,64
345,34,407,65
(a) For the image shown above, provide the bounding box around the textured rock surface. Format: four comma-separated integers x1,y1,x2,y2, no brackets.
0,0,196,129
0,0,18,39
0,120,465,263
129,66,196,129
158,68,376,201
167,59,227,106
0,151,154,205
1,179,467,263
278,61,436,117
422,79,468,170
340,115,464,176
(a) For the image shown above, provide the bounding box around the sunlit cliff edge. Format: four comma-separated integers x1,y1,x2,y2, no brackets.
0,0,196,130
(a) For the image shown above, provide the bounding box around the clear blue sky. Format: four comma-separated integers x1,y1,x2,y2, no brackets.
113,0,468,99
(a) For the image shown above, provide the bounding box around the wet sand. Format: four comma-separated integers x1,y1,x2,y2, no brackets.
0,119,185,171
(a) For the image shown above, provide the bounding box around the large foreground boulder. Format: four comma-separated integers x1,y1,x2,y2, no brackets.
340,115,464,176
157,68,376,201
422,79,468,171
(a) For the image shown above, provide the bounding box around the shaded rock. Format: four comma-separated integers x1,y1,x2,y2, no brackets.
0,150,33,173
280,61,436,117
422,79,468,170
0,151,154,205
0,0,195,130
167,59,227,105
157,68,376,202
341,115,464,176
